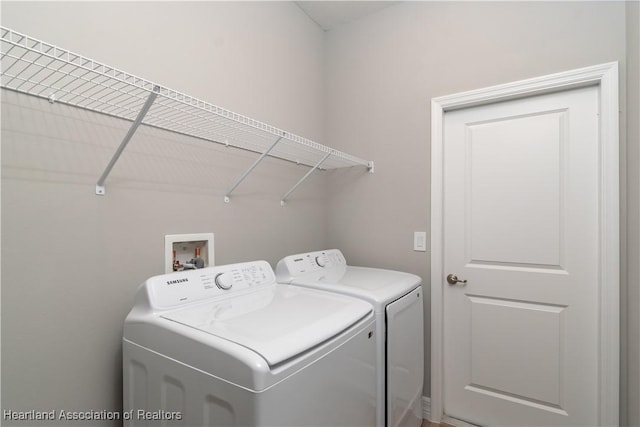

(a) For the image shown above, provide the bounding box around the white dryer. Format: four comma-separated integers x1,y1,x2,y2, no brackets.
123,260,377,427
276,249,423,427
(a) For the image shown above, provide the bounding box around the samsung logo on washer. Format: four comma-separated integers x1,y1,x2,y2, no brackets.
166,278,189,286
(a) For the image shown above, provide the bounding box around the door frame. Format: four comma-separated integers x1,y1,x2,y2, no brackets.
430,62,619,426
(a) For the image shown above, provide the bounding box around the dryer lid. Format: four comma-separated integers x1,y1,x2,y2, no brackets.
287,266,422,305
161,284,372,366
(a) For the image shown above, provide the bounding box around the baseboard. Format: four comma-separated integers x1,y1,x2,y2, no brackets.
422,396,431,421
423,398,480,427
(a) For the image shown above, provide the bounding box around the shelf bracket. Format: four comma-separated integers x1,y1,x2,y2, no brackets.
95,85,161,195
224,135,283,203
280,152,331,206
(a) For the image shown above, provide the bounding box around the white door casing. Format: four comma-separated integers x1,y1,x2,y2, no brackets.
430,63,619,426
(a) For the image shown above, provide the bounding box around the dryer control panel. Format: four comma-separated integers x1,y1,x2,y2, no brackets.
276,249,346,278
144,260,275,310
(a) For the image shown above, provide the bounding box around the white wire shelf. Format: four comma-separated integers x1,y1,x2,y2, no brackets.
0,26,373,202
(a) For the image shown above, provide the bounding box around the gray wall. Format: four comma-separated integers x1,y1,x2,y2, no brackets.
2,1,639,426
323,1,639,425
1,2,331,425
625,2,640,425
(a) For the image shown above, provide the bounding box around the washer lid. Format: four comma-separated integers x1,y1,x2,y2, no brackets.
161,284,372,366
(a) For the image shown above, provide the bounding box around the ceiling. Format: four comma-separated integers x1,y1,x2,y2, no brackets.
295,1,400,31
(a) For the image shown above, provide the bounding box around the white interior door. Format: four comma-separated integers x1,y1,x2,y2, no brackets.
441,85,607,426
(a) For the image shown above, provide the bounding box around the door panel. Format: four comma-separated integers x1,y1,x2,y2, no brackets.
467,111,565,268
443,86,599,426
468,296,565,411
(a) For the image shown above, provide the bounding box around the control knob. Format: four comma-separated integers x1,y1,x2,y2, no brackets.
315,256,327,268
214,272,233,290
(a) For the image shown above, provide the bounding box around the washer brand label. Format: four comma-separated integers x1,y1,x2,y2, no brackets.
166,278,189,286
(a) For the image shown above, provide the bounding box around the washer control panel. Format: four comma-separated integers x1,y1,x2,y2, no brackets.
145,260,275,309
276,249,346,278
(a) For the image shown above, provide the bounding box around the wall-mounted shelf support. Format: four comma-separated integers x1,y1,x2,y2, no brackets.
224,135,283,203
280,152,331,206
95,85,160,195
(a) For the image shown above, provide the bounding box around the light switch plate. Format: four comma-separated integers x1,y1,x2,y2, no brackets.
414,231,427,252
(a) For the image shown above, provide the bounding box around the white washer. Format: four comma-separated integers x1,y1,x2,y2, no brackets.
276,249,423,427
123,260,377,427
